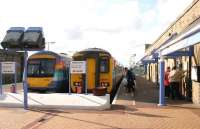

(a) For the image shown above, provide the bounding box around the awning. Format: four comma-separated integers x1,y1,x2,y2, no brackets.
165,46,194,58
139,19,199,63
159,19,200,56
141,55,157,64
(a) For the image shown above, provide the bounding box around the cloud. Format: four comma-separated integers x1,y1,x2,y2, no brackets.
0,0,194,66
84,27,124,33
64,27,83,40
155,0,193,27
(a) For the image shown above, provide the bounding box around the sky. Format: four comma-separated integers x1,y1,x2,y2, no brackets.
0,0,193,66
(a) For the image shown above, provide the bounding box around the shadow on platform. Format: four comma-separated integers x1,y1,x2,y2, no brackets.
134,76,159,106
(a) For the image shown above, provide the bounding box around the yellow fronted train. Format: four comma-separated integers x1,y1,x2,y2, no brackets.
27,51,71,92
70,48,123,95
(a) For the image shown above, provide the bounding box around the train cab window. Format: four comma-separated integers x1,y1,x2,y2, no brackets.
28,59,55,77
100,58,109,73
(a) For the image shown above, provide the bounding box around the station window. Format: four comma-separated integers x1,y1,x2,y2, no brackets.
100,58,109,73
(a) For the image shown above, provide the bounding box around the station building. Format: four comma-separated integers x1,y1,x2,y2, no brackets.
141,0,200,104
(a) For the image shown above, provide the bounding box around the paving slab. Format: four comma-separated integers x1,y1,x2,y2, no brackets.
0,92,110,110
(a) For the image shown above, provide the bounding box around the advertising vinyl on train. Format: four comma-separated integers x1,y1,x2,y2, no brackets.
27,51,71,92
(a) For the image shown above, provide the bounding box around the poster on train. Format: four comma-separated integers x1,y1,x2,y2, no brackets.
70,61,86,74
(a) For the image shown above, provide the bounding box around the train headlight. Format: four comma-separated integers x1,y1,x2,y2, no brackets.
101,82,109,87
104,83,108,87
73,82,81,86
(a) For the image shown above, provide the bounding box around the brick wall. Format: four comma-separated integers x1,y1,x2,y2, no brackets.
193,44,200,66
192,81,200,104
145,0,200,103
146,0,200,55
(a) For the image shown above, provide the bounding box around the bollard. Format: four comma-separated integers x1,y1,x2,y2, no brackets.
10,84,16,93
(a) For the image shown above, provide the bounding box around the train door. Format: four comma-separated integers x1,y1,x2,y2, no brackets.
87,58,96,90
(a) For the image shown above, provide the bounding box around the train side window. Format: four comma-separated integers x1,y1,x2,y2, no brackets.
100,58,109,73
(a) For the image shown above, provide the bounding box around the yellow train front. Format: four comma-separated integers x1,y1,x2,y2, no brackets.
27,51,71,92
71,48,123,94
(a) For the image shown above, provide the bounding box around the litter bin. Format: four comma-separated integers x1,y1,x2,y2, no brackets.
10,84,16,93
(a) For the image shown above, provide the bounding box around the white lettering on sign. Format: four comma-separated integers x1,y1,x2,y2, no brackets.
1,62,16,74
70,61,86,74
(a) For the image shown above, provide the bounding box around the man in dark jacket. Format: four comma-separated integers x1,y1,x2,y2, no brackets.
125,67,135,93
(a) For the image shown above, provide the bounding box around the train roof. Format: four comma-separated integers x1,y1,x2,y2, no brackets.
74,48,111,57
29,51,71,59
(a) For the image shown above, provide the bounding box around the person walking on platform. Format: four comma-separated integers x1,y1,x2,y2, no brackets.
124,67,135,93
122,68,128,90
130,68,136,90
169,66,181,100
164,67,170,98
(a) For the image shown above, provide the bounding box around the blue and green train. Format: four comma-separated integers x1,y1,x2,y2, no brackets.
27,51,71,92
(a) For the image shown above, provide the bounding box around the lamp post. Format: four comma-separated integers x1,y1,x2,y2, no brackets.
46,42,55,51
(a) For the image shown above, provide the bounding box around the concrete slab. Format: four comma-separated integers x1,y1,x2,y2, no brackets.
0,92,110,110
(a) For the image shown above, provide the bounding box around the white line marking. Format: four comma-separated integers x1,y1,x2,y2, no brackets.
112,83,122,104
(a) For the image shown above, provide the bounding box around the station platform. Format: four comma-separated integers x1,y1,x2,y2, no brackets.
113,76,200,109
0,93,110,110
112,76,159,108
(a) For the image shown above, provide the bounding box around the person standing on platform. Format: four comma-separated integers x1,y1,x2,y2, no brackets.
169,66,180,100
164,66,170,98
130,68,136,90
125,68,134,93
176,64,186,99
122,67,128,91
